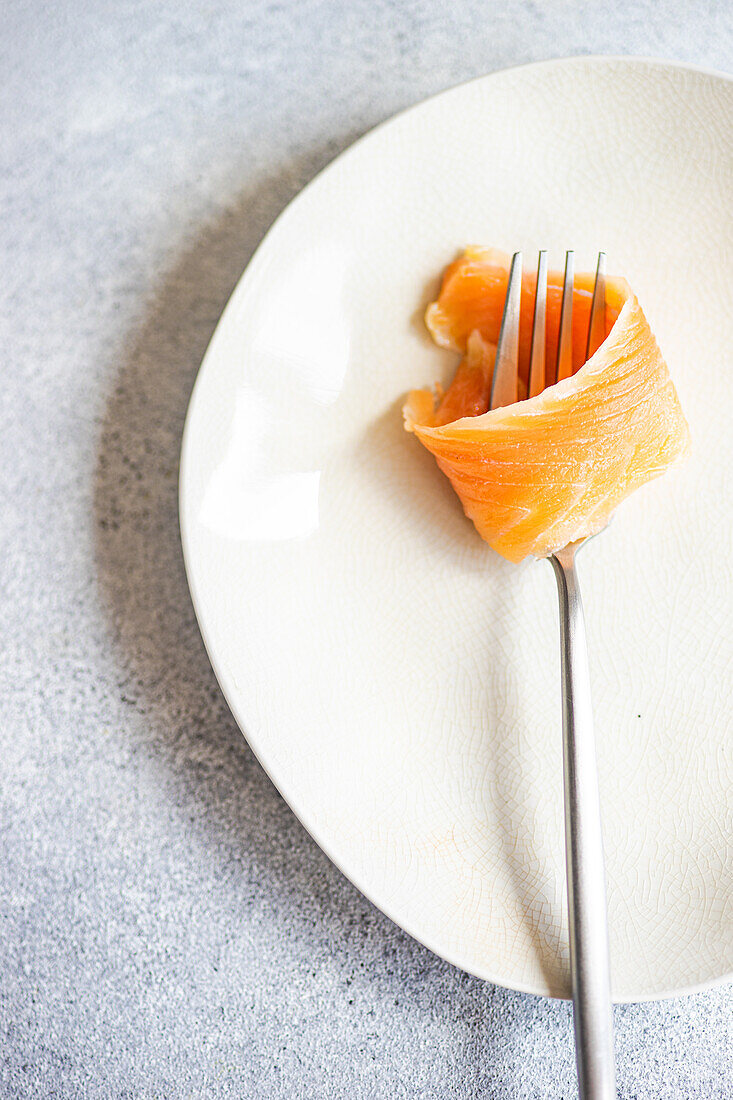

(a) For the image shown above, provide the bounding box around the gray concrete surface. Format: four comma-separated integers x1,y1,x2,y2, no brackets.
1,1,732,1096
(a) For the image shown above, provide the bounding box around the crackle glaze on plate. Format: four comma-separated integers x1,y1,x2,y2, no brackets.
180,57,733,1001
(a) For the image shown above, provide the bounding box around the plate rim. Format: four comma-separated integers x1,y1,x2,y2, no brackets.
179,55,733,1003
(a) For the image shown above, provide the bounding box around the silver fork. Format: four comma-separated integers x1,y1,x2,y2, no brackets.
491,251,616,1100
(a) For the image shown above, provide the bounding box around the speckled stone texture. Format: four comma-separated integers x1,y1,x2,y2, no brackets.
1,2,731,1097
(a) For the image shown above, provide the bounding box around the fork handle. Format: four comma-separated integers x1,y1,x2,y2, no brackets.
551,546,616,1100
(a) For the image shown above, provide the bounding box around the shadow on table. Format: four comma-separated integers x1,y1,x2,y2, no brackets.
92,133,569,1095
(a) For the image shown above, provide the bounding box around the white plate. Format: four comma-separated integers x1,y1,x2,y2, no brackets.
180,57,733,1001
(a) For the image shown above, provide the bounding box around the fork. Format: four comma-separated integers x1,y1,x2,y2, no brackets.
491,251,616,1100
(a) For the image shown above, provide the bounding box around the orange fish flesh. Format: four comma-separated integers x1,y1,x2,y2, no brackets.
404,249,690,563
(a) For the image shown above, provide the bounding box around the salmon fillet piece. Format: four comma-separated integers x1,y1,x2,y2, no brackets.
403,249,691,563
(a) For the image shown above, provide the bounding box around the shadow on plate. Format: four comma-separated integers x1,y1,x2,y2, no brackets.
357,395,567,996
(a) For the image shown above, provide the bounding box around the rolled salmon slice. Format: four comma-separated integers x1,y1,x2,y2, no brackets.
404,249,691,563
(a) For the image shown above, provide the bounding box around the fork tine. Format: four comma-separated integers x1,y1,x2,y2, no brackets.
490,251,522,410
528,250,547,398
556,250,575,382
586,252,607,361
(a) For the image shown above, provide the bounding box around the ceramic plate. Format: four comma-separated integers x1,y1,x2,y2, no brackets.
180,57,733,1001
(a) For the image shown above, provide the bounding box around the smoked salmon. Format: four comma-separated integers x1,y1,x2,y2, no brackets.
404,249,690,563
